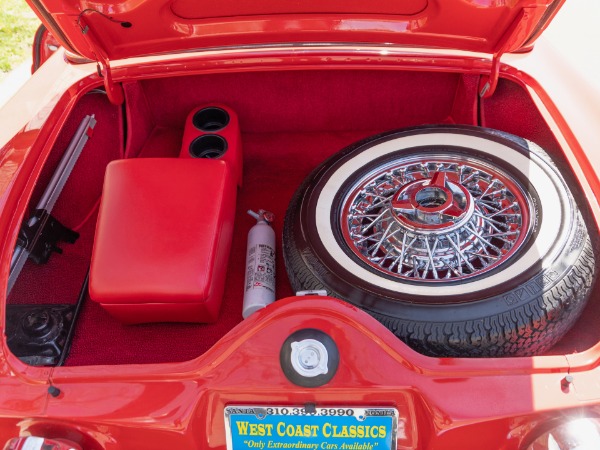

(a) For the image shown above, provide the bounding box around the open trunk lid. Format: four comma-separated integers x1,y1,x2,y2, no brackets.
28,0,565,62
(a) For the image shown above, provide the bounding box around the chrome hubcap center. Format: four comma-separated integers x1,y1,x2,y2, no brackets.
391,171,474,231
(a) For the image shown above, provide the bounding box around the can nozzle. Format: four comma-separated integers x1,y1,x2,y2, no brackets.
248,209,274,224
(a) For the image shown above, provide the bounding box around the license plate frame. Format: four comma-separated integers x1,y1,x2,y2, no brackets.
224,405,399,450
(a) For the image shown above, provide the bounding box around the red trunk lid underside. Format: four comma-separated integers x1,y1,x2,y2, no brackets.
28,0,564,62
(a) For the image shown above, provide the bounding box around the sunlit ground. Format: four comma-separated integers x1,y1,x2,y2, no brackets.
0,0,40,82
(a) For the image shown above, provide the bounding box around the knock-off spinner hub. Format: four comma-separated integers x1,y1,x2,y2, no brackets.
391,171,475,232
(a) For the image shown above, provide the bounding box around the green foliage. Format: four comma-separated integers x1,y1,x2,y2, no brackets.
0,0,40,74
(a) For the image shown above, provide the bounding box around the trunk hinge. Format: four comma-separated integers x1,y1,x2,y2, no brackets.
479,8,532,99
479,54,501,99
77,12,125,105
95,59,124,106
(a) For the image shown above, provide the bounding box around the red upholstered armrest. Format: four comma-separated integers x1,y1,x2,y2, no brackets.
89,158,236,324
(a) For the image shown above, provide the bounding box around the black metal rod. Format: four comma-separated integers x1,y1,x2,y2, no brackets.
57,268,89,366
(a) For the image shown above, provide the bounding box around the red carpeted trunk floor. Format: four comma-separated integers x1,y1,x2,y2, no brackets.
7,71,600,365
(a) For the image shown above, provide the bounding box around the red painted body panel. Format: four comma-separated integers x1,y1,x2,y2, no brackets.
1,33,600,449
31,25,61,73
10,297,595,449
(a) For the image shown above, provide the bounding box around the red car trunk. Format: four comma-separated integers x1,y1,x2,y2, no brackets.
7,68,596,366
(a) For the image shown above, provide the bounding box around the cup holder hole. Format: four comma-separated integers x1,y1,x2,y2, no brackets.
193,107,230,132
189,135,228,159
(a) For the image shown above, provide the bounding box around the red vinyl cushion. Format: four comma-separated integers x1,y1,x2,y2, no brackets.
89,158,236,323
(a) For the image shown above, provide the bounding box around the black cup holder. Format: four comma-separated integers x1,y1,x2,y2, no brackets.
192,107,230,132
189,135,228,159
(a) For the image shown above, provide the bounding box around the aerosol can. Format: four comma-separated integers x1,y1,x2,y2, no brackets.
243,210,276,318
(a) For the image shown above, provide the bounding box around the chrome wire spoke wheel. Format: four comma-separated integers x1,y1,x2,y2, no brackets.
341,156,532,282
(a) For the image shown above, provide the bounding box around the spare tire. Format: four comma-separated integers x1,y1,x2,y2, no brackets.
283,126,597,357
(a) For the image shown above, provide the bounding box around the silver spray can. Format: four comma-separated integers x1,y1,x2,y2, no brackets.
243,209,276,318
